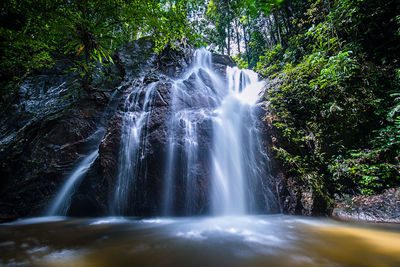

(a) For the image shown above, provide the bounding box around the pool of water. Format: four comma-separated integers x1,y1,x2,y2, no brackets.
1,215,400,266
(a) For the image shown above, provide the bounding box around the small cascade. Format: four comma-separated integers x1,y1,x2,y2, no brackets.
111,83,157,215
46,90,121,216
46,150,99,216
182,112,199,214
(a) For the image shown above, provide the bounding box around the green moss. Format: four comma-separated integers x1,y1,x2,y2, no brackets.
257,0,400,201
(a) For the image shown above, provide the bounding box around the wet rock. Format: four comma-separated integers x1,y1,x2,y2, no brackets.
258,93,330,216
69,158,108,217
211,53,236,76
156,45,194,78
211,53,236,67
0,38,261,220
118,38,155,77
152,81,172,107
0,91,111,221
332,188,400,223
99,113,122,192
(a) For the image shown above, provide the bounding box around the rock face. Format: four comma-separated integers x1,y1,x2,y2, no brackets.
258,109,323,216
0,39,152,221
332,188,400,223
0,70,115,221
0,39,241,221
2,38,327,221
258,77,331,216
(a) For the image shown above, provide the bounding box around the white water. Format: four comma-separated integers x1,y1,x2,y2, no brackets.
163,48,277,215
46,150,99,215
163,48,224,215
211,65,267,215
112,83,157,215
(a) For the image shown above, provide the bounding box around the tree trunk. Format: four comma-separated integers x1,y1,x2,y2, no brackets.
227,0,231,56
273,11,282,46
243,24,250,66
235,19,241,58
227,26,231,56
266,15,277,46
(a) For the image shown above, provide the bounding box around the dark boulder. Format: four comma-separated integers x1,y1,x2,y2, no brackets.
0,39,155,221
0,88,112,221
98,113,123,199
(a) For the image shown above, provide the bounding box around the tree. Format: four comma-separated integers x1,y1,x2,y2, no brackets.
0,0,204,100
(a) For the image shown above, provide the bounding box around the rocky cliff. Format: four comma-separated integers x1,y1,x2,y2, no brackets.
0,39,312,222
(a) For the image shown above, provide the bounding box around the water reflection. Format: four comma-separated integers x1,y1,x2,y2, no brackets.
1,215,400,266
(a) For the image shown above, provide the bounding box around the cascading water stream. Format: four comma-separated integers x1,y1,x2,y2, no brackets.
210,67,273,215
46,149,99,216
161,48,278,216
46,90,121,216
162,48,225,215
111,48,279,216
111,82,157,215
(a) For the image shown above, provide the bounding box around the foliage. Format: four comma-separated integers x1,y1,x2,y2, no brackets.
0,0,203,102
1,0,399,203
232,54,248,69
331,117,400,195
260,0,400,200
256,44,283,77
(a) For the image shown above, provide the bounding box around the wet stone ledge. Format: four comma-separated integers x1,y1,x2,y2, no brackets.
332,188,400,223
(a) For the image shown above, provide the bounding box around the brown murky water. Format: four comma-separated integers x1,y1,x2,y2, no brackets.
1,215,399,267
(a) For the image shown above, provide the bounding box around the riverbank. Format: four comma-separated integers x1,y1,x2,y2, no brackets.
332,187,400,223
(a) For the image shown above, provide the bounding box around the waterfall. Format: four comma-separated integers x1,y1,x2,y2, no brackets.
111,48,279,216
46,149,99,216
111,83,157,215
45,90,121,216
161,48,277,215
210,67,270,215
162,48,224,215
46,48,279,217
